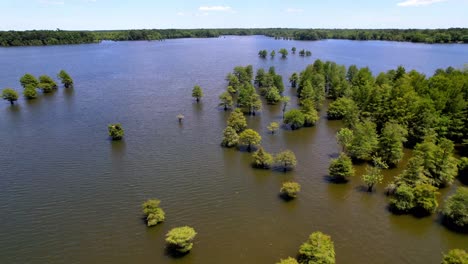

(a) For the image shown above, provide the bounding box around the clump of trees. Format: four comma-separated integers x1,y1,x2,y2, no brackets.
291,47,296,54
255,67,284,105
192,85,203,103
142,199,165,227
441,187,468,231
441,249,468,264
258,49,268,58
298,231,336,264
1,88,18,105
280,181,301,199
165,226,197,254
108,123,124,140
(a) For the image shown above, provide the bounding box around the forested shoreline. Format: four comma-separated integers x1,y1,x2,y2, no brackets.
1,28,467,46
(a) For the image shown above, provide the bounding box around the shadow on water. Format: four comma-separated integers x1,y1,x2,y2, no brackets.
7,104,21,115
63,87,74,101
110,139,126,160
164,246,191,259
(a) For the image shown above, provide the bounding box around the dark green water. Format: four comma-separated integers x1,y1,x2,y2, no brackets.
0,36,467,264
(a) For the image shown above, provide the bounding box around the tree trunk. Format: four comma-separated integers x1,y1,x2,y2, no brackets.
367,185,373,192
9,100,13,105
224,105,227,111
196,98,200,103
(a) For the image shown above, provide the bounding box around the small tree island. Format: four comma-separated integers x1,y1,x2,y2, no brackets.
165,226,197,254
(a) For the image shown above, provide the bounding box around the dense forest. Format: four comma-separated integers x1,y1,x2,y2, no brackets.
1,28,467,46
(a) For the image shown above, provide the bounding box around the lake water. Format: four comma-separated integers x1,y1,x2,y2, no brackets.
0,36,467,264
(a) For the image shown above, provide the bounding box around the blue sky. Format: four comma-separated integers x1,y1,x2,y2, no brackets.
0,0,467,30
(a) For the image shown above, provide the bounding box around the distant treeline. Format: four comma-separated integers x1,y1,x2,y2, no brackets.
1,28,467,47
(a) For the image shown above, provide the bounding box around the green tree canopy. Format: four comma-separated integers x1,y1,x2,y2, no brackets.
239,129,262,152
252,147,273,169
284,109,305,130
280,181,301,199
275,150,297,172
192,85,203,102
298,231,336,264
227,109,247,132
279,48,289,58
219,91,233,111
57,70,74,88
142,199,165,227
221,126,239,148
442,187,468,230
329,152,354,182
277,257,298,264
165,226,197,253
20,73,39,88
441,249,468,264
108,123,124,140
2,88,19,105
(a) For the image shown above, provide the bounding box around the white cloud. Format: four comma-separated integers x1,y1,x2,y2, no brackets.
198,6,232,11
397,0,448,7
177,12,185,16
286,8,304,13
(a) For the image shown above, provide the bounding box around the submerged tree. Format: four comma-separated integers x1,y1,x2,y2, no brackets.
279,48,289,58
265,86,281,104
221,126,239,148
298,232,336,264
20,73,39,88
267,122,280,134
361,157,388,192
275,150,297,172
108,123,124,140
38,75,58,93
284,109,305,130
442,187,468,230
281,96,290,120
2,88,19,105
219,91,233,111
289,73,299,88
276,257,298,264
57,70,74,88
239,129,262,152
192,85,203,103
227,109,247,133
270,50,276,58
441,249,468,264
291,47,297,54
142,199,165,227
23,85,38,99
252,147,273,169
336,128,354,154
328,152,354,182
165,226,197,253
280,181,301,199
378,121,408,167
258,49,268,58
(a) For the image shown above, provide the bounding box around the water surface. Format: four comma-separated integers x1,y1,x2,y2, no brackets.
0,36,467,264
